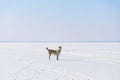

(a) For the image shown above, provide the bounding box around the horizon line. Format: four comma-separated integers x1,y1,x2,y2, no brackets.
0,41,120,42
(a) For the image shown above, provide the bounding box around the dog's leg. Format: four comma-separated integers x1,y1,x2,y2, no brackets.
56,54,59,61
48,53,51,60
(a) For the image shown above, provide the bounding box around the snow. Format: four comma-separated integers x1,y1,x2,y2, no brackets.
0,42,120,80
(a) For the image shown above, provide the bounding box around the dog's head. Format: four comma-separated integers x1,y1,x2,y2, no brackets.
58,46,62,49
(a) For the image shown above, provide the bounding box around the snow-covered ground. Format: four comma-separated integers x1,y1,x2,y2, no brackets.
0,42,120,80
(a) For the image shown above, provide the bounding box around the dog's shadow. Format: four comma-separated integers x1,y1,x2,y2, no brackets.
59,55,83,62
60,58,82,62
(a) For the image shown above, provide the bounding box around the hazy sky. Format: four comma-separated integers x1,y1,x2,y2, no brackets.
0,0,120,41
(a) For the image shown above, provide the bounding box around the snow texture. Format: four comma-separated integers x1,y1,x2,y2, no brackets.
0,42,120,80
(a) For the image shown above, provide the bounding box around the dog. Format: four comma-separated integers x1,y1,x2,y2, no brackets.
46,46,62,61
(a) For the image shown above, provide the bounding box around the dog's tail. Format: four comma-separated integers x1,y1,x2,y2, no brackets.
46,47,49,51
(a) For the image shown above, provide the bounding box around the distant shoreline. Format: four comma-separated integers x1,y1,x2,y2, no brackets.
0,41,120,43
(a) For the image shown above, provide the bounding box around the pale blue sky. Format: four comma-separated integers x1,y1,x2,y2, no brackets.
0,0,120,41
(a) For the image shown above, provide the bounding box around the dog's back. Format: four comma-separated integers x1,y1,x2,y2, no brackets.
46,48,58,55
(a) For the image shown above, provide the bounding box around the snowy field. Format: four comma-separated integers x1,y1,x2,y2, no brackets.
0,42,120,80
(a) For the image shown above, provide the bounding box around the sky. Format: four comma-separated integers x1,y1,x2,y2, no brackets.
0,0,120,42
